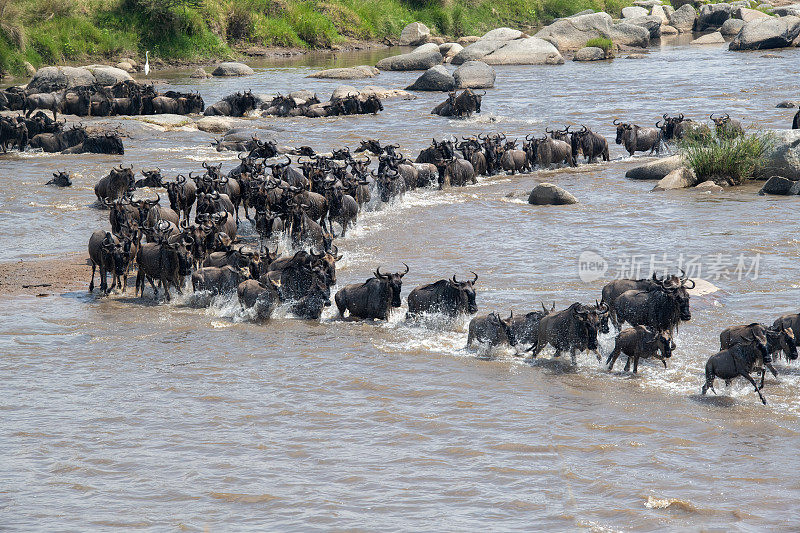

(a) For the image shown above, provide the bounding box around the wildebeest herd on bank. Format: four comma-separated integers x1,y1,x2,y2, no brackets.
69,100,799,405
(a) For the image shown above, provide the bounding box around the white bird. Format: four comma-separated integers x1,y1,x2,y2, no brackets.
144,51,150,76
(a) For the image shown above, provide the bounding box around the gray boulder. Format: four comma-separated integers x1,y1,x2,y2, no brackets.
651,4,671,24
652,166,698,190
27,66,95,92
721,18,746,36
84,65,133,85
692,31,726,44
625,154,685,180
453,61,496,89
481,27,525,40
376,43,443,71
406,65,455,91
697,3,733,30
730,16,800,50
610,22,652,47
734,7,771,22
574,46,608,61
308,65,378,79
661,25,679,35
439,42,464,61
757,129,800,179
634,0,663,7
190,67,210,78
695,180,724,192
759,175,800,195
534,12,614,51
528,183,578,205
212,62,254,76
451,39,507,65
288,89,317,103
196,116,233,134
622,6,649,18
481,37,565,65
400,22,430,46
669,5,698,33
623,15,663,39
774,4,800,16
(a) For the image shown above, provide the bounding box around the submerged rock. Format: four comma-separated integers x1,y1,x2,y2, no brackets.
528,183,578,205
692,31,726,44
376,43,443,71
212,62,254,76
453,61,495,89
308,66,379,79
626,154,685,180
406,65,455,91
695,180,724,192
759,175,800,195
652,166,698,190
574,46,608,61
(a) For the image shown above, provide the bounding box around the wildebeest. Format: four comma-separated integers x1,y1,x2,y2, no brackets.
772,313,800,359
63,132,124,155
528,302,609,365
606,325,673,373
135,233,194,301
720,322,797,388
573,125,609,163
534,135,575,168
467,311,517,348
334,264,408,320
166,175,197,224
95,165,135,204
88,230,133,294
702,334,769,405
601,272,673,329
613,276,693,336
135,168,164,189
614,119,663,156
407,272,479,317
290,273,332,319
441,158,476,188
237,278,282,320
432,89,483,118
793,109,800,130
374,169,407,202
47,171,72,187
204,91,257,117
509,303,555,348
192,265,251,294
500,146,527,175
710,113,744,138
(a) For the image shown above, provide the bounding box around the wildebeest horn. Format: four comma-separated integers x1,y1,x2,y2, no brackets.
545,127,554,134
613,118,620,125
709,113,716,120
375,266,388,279
471,271,478,283
724,113,730,120
679,268,687,281
400,262,409,277
679,113,684,120
655,120,662,128
683,278,696,289
663,113,669,120
580,125,587,132
541,302,549,313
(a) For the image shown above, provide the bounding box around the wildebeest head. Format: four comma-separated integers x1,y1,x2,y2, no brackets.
709,113,730,130
47,171,72,187
571,303,604,351
449,272,479,314
593,300,611,334
490,311,517,346
137,168,163,188
613,119,631,145
102,232,134,279
167,233,195,276
374,263,408,308
767,324,798,360
660,272,694,321
355,139,382,154
312,245,342,287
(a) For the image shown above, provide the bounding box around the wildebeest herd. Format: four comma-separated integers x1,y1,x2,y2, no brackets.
74,105,795,405
202,89,384,118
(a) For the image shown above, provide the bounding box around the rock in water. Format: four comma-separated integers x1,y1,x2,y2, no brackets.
757,129,800,179
652,167,698,190
451,39,508,65
453,61,496,89
625,154,685,180
376,43,443,71
574,47,608,61
729,16,800,51
692,32,726,44
669,5,697,33
212,62,254,76
481,37,564,65
534,12,614,51
399,22,430,46
405,65,455,91
720,19,746,36
308,66,379,79
528,183,578,205
759,175,800,195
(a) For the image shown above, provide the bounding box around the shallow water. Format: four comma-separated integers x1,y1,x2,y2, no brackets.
3,39,800,531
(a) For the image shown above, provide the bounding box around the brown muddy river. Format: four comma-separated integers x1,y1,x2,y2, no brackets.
3,38,800,530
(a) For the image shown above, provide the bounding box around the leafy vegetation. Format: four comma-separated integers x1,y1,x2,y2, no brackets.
680,130,773,186
0,0,634,77
586,37,613,52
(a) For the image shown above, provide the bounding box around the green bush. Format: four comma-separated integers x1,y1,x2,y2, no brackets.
680,131,773,186
586,37,612,52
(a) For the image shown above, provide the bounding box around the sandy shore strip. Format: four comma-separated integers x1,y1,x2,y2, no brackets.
0,254,89,297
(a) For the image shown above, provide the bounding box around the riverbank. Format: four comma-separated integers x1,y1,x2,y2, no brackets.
0,0,636,78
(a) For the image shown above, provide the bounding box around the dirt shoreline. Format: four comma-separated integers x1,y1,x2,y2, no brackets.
0,254,89,297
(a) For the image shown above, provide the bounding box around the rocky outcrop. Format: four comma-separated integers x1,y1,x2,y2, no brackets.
406,65,455,91
212,62,254,76
534,12,613,51
574,46,608,61
610,22,652,47
626,154,685,180
196,116,233,134
453,61,496,89
697,3,733,30
481,27,525,41
528,183,578,205
621,15,662,39
757,129,800,180
376,43,443,71
669,4,698,33
729,16,800,50
622,6,649,18
308,65,379,79
759,175,800,195
451,39,507,65
692,31,726,44
439,42,464,62
721,18,746,36
400,22,431,46
481,37,564,65
652,166,698,190
27,66,115,92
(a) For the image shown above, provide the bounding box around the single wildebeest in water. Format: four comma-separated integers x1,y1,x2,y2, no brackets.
613,274,694,336
614,119,663,156
710,113,744,138
334,264,408,320
407,272,479,318
606,325,673,374
528,302,609,366
88,230,134,294
720,322,797,389
237,278,282,321
702,331,770,405
467,311,517,348
47,171,72,187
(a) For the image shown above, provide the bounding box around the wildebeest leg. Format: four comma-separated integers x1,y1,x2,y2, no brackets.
148,275,159,299
632,355,640,374
741,372,767,405
605,345,620,369
623,356,631,372
766,362,778,378
570,350,577,366
100,264,108,294
701,361,716,395
89,263,97,292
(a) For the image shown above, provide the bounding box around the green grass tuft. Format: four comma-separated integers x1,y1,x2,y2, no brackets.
586,37,613,52
680,130,774,186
